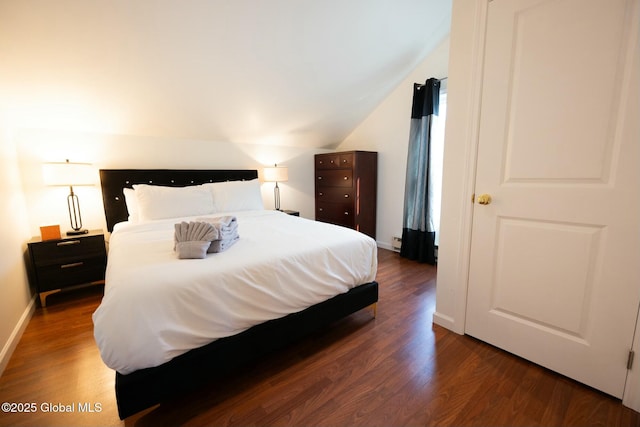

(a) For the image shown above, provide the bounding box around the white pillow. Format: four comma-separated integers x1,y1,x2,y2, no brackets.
123,188,139,222
133,184,215,221
204,179,264,212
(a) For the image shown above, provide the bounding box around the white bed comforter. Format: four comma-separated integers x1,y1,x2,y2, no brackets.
92,210,377,375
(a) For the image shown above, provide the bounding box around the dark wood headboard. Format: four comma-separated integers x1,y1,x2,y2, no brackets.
99,169,259,232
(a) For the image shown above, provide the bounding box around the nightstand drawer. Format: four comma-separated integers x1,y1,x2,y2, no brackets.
35,258,106,292
26,229,108,306
30,235,106,267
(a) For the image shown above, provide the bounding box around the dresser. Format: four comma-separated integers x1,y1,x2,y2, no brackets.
26,230,107,307
314,150,377,238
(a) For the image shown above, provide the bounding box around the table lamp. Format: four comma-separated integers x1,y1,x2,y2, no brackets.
263,164,288,211
42,159,95,235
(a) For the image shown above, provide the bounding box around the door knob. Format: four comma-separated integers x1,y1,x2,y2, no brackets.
477,194,492,205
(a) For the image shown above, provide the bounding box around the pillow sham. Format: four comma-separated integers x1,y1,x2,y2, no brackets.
133,184,215,221
204,179,264,212
123,188,139,222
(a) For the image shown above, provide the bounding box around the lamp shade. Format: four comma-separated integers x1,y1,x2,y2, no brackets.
263,165,288,182
42,160,95,186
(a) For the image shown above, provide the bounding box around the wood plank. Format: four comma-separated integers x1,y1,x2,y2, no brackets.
0,248,637,426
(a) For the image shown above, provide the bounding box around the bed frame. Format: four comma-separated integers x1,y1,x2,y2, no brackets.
99,169,379,419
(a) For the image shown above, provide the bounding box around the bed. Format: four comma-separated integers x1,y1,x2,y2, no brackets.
93,169,379,419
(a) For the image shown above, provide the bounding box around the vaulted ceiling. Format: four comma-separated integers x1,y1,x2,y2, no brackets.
0,0,451,148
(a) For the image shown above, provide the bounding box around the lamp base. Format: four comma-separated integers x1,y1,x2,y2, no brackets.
66,229,89,236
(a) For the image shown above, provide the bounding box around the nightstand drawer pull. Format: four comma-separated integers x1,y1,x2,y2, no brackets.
57,240,81,246
61,262,84,269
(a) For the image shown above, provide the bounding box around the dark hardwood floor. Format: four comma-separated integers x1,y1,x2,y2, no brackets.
0,248,638,426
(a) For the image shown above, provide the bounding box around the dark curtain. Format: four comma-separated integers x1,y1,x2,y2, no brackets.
400,78,440,264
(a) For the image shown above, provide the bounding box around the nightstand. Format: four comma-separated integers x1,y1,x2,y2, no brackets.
282,210,300,216
26,230,107,307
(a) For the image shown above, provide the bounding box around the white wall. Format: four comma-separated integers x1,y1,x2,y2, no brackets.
15,129,326,238
337,36,450,250
0,129,35,376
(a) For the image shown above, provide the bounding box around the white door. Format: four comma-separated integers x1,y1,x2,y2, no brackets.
465,0,640,398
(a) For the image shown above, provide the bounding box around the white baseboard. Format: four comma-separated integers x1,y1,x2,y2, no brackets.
376,241,394,251
0,296,36,377
432,311,464,335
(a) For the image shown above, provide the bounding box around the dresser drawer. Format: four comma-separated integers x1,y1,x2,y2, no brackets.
316,214,355,229
316,201,355,227
315,169,353,188
337,153,353,169
30,235,106,267
35,257,106,292
315,154,341,170
316,187,354,203
315,153,354,170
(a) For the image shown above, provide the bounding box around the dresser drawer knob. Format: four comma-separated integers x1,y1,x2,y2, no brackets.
61,262,84,269
319,208,323,212
319,192,323,196
344,194,349,198
57,240,80,246
317,176,323,180
343,176,348,180
344,212,349,215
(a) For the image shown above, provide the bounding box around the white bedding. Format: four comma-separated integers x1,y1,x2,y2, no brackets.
92,210,377,375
